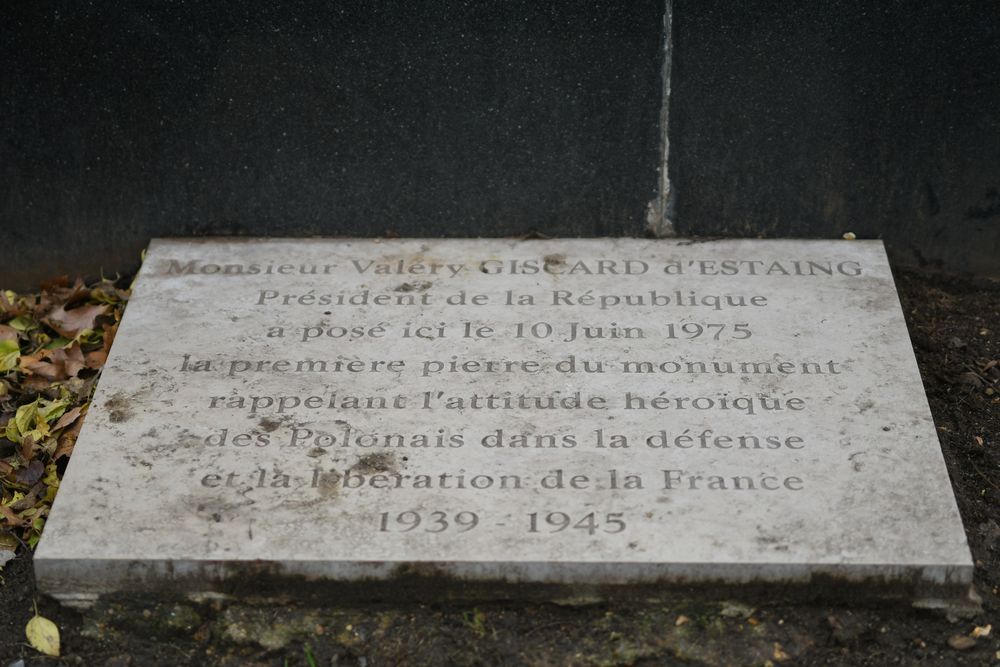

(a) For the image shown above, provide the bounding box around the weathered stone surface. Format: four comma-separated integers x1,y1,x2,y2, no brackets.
35,238,972,603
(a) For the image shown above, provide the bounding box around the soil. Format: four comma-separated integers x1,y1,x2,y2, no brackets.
1,267,998,666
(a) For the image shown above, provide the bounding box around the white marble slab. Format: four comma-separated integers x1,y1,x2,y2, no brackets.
35,238,972,603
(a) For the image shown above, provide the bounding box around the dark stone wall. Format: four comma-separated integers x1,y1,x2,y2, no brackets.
3,1,999,288
668,0,1000,275
2,2,664,289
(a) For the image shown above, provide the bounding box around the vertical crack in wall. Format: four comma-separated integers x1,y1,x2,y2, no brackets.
647,0,675,237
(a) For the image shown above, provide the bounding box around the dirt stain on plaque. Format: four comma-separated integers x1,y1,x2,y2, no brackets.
351,452,398,474
105,392,135,423
395,280,433,292
543,253,566,272
259,417,282,432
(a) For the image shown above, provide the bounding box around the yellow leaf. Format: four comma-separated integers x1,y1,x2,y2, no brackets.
0,339,19,372
12,400,39,437
26,614,60,656
42,463,60,488
8,316,35,332
24,430,49,449
38,398,69,424
3,491,25,507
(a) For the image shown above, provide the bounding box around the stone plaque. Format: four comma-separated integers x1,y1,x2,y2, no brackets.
36,239,972,604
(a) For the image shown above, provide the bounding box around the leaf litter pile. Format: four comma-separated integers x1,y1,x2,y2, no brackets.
0,276,129,569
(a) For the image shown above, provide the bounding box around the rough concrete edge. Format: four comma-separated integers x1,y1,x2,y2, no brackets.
646,0,675,237
36,556,976,612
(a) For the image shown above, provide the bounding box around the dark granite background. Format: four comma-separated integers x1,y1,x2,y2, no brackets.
3,1,999,287
669,0,1000,275
2,2,664,288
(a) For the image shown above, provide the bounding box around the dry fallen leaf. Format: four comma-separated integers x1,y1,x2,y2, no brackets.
50,277,90,307
61,344,86,377
0,275,130,558
20,345,86,381
84,349,108,370
972,624,992,638
26,613,60,656
0,504,22,527
51,406,83,432
14,460,44,486
53,416,85,460
674,615,690,626
44,303,108,339
83,323,119,369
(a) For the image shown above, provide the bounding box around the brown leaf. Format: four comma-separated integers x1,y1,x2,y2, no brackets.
9,482,44,511
0,504,23,527
84,349,107,370
45,277,90,307
22,376,53,393
19,344,87,381
14,460,44,485
44,303,108,339
18,433,36,461
61,344,86,378
102,322,120,353
0,325,17,341
80,321,120,370
19,355,65,381
51,405,83,432
53,418,84,460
